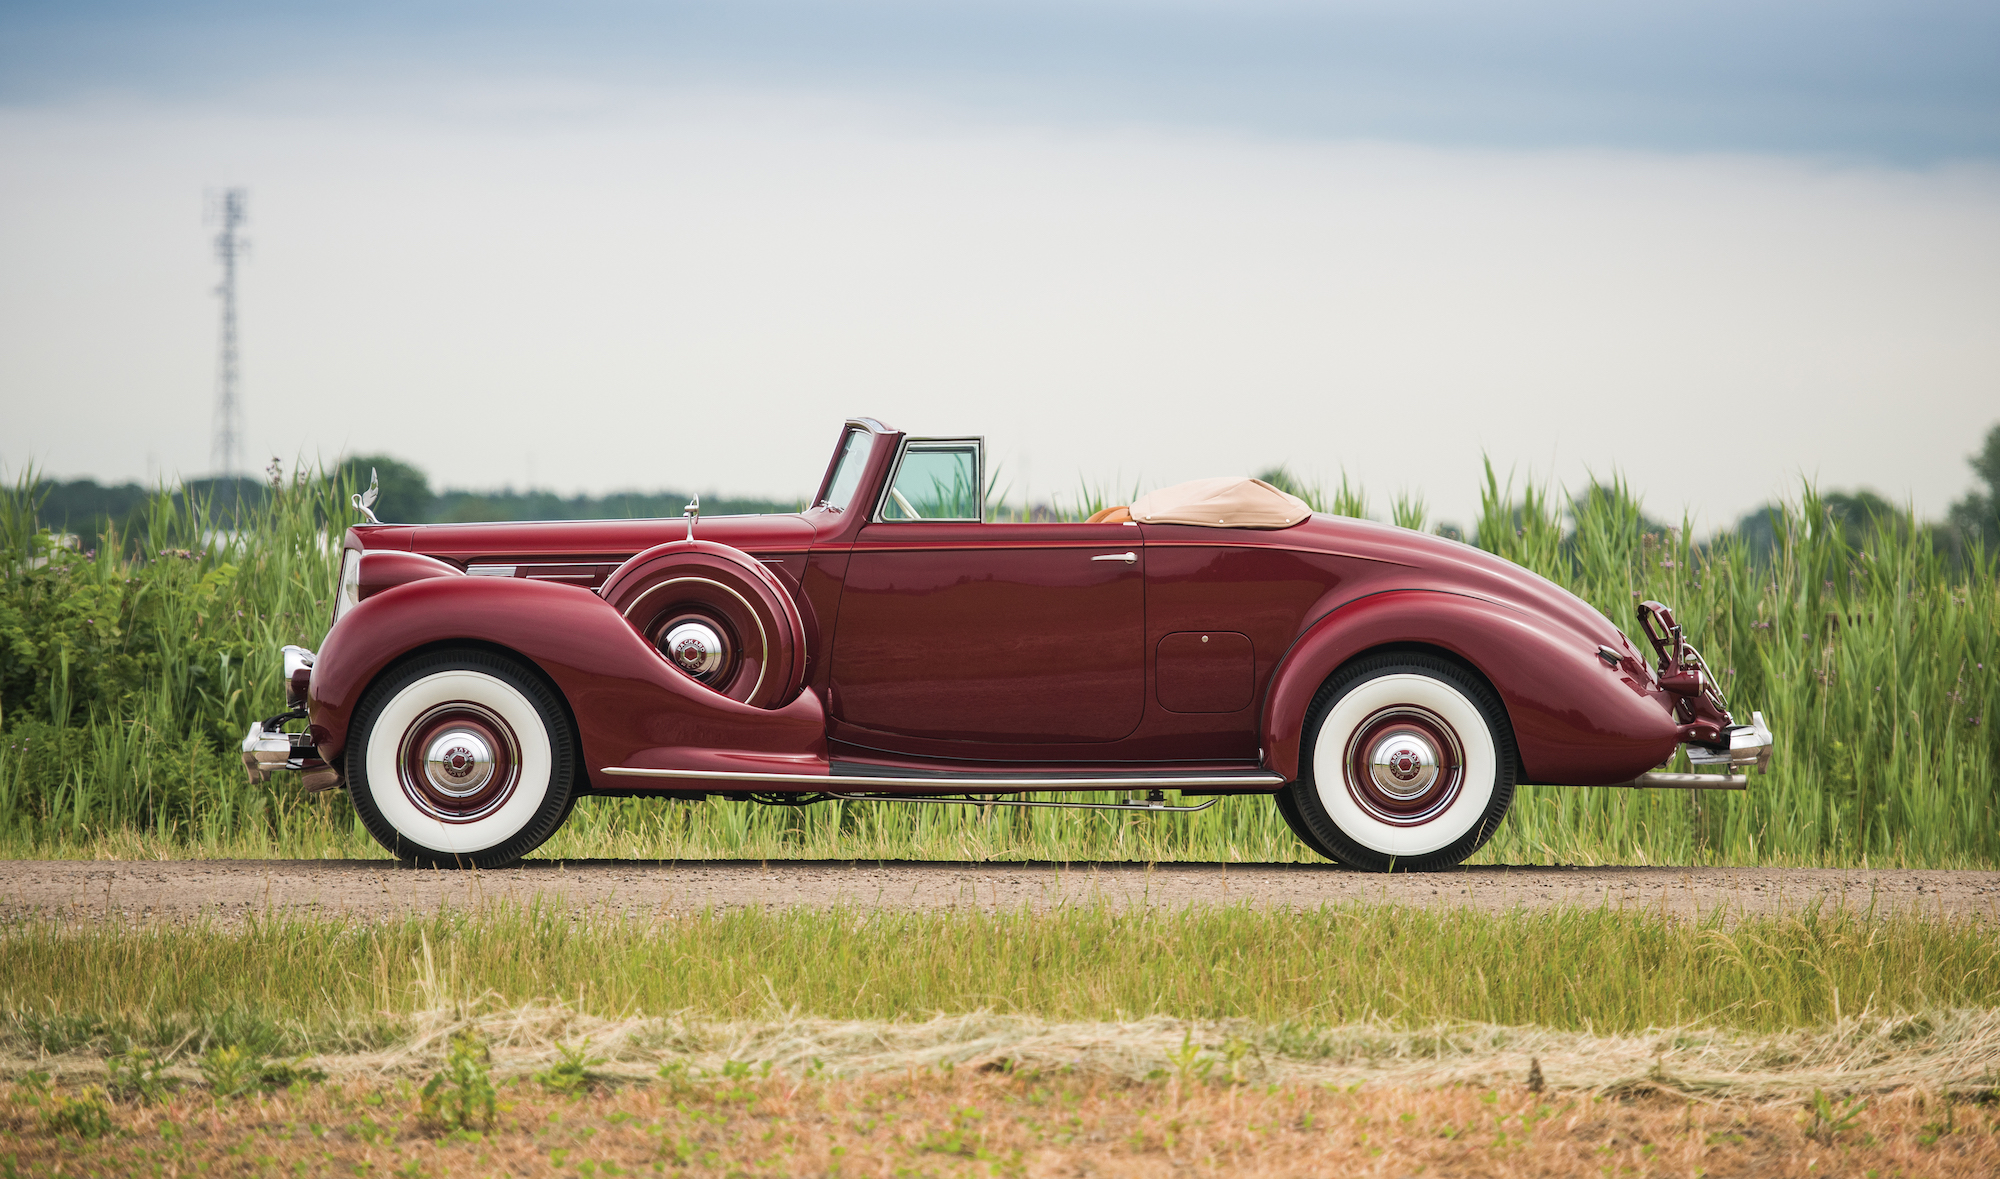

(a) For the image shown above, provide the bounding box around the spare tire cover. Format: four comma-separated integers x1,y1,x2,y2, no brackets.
599,540,807,709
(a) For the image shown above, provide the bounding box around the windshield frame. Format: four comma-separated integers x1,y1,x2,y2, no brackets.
814,427,877,512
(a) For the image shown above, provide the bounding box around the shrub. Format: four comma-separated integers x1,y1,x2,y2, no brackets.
533,1039,605,1096
105,1048,176,1103
38,1087,112,1139
419,1032,497,1132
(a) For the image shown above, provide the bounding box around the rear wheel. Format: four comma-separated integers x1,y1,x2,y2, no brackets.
1272,788,1342,863
1286,652,1515,872
347,647,578,868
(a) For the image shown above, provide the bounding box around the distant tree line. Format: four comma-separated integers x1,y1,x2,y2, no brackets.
1257,422,2000,565
19,422,2000,561
1697,422,1998,566
23,454,805,554
331,456,804,526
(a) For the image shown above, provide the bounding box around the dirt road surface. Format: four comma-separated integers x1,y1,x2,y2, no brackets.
3,859,1997,924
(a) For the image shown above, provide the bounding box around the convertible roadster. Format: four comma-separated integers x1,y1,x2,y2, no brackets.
245,417,1772,870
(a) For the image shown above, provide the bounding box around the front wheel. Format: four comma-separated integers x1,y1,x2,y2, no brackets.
347,647,578,868
1285,652,1515,872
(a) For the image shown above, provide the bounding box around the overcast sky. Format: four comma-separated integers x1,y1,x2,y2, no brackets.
2,1,1997,530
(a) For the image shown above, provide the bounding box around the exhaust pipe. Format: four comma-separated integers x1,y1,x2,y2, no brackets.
1615,770,1748,791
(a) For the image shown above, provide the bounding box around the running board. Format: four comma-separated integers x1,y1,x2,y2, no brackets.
600,766,1284,793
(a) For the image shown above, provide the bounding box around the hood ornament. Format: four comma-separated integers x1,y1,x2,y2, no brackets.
683,493,699,542
352,468,382,524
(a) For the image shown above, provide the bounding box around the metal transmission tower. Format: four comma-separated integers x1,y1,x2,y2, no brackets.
208,188,249,476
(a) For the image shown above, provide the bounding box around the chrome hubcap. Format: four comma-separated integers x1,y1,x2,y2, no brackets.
423,729,495,796
664,620,725,680
1367,730,1440,800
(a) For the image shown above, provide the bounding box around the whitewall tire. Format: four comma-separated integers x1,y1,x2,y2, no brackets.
1286,652,1516,871
347,648,578,868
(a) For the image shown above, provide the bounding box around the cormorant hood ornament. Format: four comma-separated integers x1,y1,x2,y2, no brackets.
353,468,382,524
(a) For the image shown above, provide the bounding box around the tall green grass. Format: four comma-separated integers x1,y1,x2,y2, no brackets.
1468,464,1998,868
0,465,351,851
0,462,1993,866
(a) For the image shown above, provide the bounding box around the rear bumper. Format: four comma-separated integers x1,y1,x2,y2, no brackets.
1685,710,1774,771
1617,711,1774,791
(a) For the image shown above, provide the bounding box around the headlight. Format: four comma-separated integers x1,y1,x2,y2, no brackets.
332,549,361,623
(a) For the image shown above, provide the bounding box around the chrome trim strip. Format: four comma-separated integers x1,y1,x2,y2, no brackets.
460,567,616,579
829,792,1218,813
600,767,1286,790
847,541,1150,553
467,564,516,577
516,567,616,579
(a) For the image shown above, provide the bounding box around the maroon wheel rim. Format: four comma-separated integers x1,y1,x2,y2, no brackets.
1341,704,1465,826
396,701,522,823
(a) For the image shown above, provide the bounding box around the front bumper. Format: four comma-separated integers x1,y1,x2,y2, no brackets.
240,645,342,792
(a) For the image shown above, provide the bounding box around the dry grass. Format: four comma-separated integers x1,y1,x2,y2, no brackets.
14,1002,2000,1102
6,1064,1999,1178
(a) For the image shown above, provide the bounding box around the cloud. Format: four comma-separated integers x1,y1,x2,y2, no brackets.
3,92,1997,530
3,1,1997,159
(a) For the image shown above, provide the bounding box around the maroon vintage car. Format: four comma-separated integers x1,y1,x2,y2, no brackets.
244,417,1771,870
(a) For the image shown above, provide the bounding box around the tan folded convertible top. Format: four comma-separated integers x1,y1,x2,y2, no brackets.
1129,476,1312,529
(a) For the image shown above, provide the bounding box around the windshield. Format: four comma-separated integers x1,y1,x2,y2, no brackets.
818,428,875,511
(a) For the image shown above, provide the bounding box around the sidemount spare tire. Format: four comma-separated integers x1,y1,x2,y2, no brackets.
599,539,807,709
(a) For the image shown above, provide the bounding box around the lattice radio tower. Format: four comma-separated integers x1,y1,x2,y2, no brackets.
208,188,249,476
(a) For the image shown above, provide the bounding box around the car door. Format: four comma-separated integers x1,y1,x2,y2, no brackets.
829,440,1147,745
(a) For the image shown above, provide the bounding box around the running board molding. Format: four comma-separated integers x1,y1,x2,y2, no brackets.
828,792,1219,813
599,766,1285,792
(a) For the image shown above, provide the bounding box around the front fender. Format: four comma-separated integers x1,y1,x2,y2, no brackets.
309,576,827,788
1259,590,1679,786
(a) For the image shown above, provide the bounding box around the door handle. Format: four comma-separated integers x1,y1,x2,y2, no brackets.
1090,551,1138,564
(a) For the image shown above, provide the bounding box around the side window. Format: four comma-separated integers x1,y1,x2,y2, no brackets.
880,441,981,521
818,429,875,512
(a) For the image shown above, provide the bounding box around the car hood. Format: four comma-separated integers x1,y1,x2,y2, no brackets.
352,513,818,564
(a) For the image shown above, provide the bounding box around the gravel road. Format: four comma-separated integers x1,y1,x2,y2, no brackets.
3,859,1997,925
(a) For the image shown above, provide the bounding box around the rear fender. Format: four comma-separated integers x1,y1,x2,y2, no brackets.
1260,590,1679,785
309,576,827,788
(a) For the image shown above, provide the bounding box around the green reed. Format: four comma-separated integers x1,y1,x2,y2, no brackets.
1469,467,1998,868
0,464,350,847
0,462,1992,866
